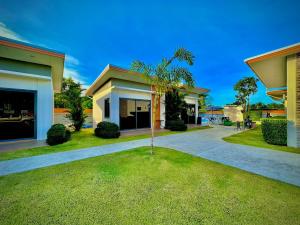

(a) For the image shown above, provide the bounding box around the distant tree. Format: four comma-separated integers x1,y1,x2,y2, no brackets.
131,48,195,154
266,102,284,109
250,102,267,110
234,77,258,119
60,77,86,131
250,102,284,110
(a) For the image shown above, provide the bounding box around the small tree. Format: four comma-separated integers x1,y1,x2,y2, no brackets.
131,48,195,154
165,88,186,122
60,78,86,131
234,77,258,119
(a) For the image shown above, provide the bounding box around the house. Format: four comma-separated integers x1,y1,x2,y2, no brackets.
0,37,65,140
86,64,209,130
245,43,300,147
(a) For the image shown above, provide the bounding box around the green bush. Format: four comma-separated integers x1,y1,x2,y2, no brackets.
95,121,120,138
223,120,234,126
47,124,71,146
166,120,187,131
261,119,287,145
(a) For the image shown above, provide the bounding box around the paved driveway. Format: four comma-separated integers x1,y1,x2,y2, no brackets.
1,126,300,186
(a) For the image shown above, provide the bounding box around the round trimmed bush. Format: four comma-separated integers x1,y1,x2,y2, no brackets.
261,119,287,145
95,121,120,138
166,120,187,131
47,124,71,146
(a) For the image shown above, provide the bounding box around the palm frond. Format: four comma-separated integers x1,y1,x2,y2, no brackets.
174,48,195,65
171,67,195,87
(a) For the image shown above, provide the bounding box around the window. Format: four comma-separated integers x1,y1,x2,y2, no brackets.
104,98,110,118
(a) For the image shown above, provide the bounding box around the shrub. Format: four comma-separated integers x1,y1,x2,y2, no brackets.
223,120,234,126
261,119,287,145
166,120,187,131
95,121,120,138
47,124,71,146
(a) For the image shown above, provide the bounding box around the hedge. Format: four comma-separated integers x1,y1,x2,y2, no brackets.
261,119,287,145
223,120,234,126
95,121,120,138
165,120,187,131
47,124,71,146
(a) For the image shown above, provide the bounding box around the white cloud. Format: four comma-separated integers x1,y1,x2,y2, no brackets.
0,22,29,42
63,66,88,90
64,54,89,89
65,54,80,66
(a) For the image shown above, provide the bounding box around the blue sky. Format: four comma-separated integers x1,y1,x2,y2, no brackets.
0,0,299,106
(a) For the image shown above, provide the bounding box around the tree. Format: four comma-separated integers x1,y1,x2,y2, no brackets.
60,77,86,131
266,102,284,109
82,96,93,109
165,88,186,122
54,92,68,108
234,77,258,119
131,48,195,154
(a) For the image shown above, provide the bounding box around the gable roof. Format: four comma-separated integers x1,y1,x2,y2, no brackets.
86,64,209,96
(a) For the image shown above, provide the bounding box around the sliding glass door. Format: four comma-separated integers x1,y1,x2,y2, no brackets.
0,89,36,140
119,98,151,130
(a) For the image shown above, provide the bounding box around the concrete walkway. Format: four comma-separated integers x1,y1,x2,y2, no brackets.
1,126,300,186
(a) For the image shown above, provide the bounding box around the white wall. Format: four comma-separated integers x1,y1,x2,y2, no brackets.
92,81,112,128
0,73,53,140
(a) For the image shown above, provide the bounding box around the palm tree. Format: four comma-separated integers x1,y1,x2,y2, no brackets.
131,48,195,154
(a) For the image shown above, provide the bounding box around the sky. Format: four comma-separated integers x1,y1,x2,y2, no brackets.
0,0,299,106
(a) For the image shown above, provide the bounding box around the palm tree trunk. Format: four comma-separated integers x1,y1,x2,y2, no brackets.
150,94,158,155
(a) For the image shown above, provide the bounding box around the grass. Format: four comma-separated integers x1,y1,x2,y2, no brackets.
223,126,300,154
0,126,210,161
0,146,299,225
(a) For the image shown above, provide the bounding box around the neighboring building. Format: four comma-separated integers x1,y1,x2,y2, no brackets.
0,37,65,140
223,105,243,122
245,43,300,147
86,64,209,130
54,108,93,128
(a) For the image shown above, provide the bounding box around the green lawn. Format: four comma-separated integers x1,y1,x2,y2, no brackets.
0,126,210,161
0,147,299,225
223,126,300,154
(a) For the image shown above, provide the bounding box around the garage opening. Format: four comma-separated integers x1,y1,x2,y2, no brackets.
0,89,36,140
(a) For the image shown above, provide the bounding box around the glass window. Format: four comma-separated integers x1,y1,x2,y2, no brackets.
104,98,110,118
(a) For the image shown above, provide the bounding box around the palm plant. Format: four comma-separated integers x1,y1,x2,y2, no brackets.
131,48,195,154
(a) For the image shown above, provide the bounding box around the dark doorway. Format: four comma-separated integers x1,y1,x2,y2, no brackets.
0,89,36,140
182,104,196,124
119,98,151,130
